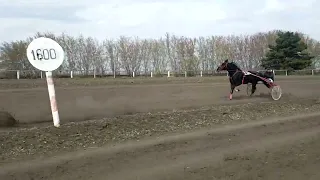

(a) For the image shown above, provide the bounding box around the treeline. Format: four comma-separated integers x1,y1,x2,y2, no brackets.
1,30,320,76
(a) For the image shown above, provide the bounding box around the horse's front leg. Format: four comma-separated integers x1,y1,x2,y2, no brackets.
230,84,236,100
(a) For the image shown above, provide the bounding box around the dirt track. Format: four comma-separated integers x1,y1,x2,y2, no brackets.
1,76,320,180
0,76,319,124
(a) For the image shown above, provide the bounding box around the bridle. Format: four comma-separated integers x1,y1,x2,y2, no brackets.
218,62,228,72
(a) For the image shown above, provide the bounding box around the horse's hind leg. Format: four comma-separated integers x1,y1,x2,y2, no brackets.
251,82,257,96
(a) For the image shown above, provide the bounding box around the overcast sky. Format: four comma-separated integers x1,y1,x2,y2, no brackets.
0,0,319,42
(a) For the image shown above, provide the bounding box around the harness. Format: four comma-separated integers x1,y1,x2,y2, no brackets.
229,70,251,84
224,63,250,84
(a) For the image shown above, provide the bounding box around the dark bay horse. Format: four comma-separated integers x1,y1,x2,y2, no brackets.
216,59,274,100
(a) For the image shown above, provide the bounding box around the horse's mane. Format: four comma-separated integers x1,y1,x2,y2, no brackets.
229,62,242,71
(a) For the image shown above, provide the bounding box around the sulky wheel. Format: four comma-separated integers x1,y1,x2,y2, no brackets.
247,83,252,96
270,85,282,100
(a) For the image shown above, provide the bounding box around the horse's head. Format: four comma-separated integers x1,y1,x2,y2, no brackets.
216,59,229,72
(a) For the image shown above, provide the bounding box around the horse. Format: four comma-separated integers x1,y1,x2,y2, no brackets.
216,59,275,100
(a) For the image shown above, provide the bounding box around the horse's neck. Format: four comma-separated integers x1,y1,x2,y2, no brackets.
227,69,240,77
227,63,242,77
227,70,233,77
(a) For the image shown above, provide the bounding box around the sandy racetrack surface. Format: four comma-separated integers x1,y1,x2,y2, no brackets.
0,76,320,180
1,76,319,124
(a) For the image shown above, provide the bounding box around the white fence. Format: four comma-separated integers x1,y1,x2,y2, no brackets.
1,69,320,79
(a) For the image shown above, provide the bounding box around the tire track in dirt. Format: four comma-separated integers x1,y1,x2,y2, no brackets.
2,113,320,180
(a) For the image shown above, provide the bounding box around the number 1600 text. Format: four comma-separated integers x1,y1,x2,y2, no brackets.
31,49,57,60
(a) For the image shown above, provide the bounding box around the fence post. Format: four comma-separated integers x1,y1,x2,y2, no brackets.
200,71,203,77
40,71,43,79
168,71,170,77
285,70,288,76
185,71,187,77
132,71,135,77
93,69,96,78
150,72,153,77
16,70,20,79
312,69,314,76
70,71,73,78
272,70,275,76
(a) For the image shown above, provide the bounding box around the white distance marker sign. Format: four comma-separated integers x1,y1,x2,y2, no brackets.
26,37,64,72
26,37,65,127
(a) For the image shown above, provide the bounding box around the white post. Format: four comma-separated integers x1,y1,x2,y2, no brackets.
312,69,314,76
26,37,64,127
70,71,73,78
40,71,43,79
113,61,116,78
45,71,60,127
151,72,153,77
93,69,96,78
132,71,135,77
185,71,187,77
168,71,170,77
16,70,20,79
200,71,203,77
285,70,288,76
273,70,275,76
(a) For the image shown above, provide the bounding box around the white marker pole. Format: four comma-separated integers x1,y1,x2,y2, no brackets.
46,71,60,127
17,70,20,79
26,37,65,127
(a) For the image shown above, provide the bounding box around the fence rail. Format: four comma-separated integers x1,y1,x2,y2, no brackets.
0,69,320,79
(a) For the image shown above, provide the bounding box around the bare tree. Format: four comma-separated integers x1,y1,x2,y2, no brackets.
165,33,179,72
139,39,152,75
103,39,118,76
0,40,30,70
197,36,209,72
150,39,167,75
59,33,79,72
117,36,142,76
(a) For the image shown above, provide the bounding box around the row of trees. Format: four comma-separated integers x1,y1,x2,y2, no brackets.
1,30,320,76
